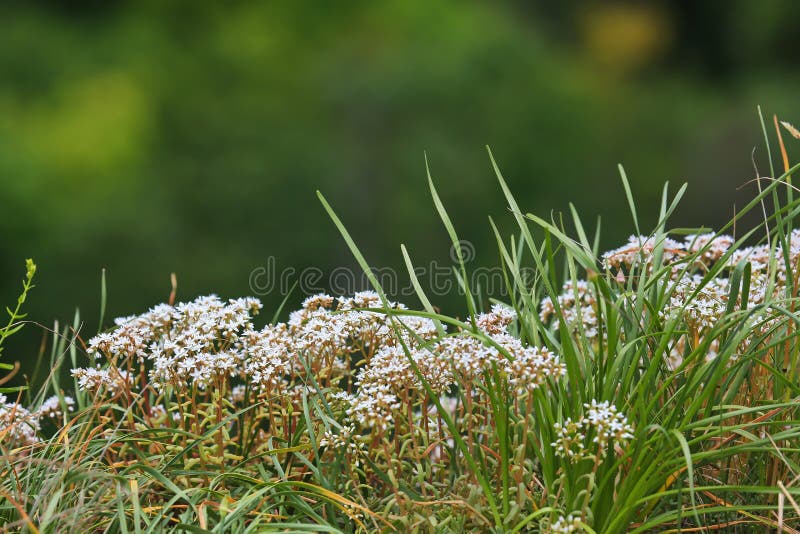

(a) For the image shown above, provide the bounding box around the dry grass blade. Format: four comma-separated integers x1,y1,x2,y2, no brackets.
782,121,800,140
776,115,792,173
779,482,800,516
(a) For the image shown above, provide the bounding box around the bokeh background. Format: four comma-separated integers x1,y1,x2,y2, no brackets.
2,1,799,374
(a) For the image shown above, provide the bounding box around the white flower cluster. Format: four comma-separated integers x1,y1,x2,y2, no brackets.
552,400,633,461
661,275,729,332
72,367,132,393
686,233,735,264
346,304,565,431
319,424,366,462
659,275,731,368
602,235,688,271
583,400,635,446
37,395,75,420
0,396,39,447
540,281,599,340
542,230,800,368
75,291,435,394
75,295,261,392
728,228,800,281
601,232,734,272
256,291,441,392
551,417,585,460
551,234,739,344
0,395,75,448
476,303,519,335
549,514,584,533
602,229,800,283
74,291,563,436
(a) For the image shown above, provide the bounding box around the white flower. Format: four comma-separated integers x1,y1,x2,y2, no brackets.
37,395,74,420
583,400,634,447
0,394,41,447
475,303,517,335
552,401,633,461
550,514,584,533
72,367,131,393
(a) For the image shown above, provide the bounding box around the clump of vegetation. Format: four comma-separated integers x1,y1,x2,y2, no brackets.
2,119,800,532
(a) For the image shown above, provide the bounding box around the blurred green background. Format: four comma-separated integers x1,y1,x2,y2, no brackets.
2,1,799,373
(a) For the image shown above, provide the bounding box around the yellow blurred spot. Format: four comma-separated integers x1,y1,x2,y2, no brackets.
19,72,151,178
580,4,671,75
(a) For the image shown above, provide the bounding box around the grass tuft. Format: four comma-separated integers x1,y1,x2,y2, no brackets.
2,117,800,532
